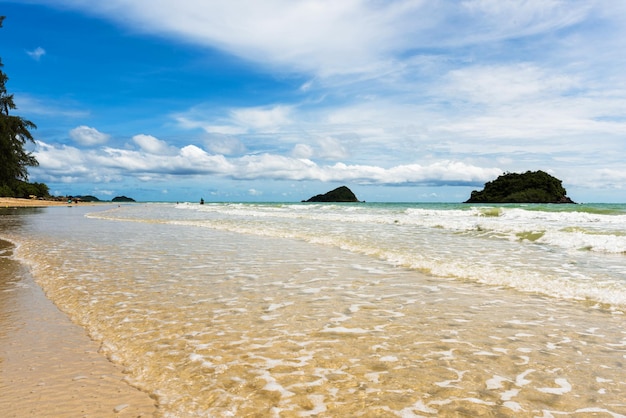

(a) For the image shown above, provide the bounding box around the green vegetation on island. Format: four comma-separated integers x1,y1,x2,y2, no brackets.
304,186,360,202
465,170,575,204
74,195,101,202
112,196,136,202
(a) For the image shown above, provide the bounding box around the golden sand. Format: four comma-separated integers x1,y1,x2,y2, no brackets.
0,240,157,417
0,197,100,208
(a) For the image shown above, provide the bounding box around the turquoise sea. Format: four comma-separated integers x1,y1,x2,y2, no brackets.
2,202,626,416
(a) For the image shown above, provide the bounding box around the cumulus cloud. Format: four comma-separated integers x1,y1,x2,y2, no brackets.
32,139,501,187
34,128,626,196
292,143,314,159
69,126,110,146
132,134,178,155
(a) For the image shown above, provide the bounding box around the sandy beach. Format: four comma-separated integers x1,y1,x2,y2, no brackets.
0,197,99,208
3,202,626,415
0,234,157,416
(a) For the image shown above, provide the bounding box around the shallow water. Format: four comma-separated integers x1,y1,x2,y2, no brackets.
2,203,626,417
0,234,156,417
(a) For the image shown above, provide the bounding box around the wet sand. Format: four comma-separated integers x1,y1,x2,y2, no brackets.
0,239,157,417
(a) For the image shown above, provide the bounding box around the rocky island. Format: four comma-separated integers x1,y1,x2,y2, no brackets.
112,196,136,202
304,186,360,202
465,170,575,204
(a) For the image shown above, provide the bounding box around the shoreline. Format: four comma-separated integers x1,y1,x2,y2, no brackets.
0,197,107,208
0,236,158,416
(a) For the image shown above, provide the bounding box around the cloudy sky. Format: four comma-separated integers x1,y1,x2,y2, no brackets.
1,1,625,202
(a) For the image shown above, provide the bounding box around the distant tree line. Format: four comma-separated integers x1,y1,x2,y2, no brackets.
0,16,48,198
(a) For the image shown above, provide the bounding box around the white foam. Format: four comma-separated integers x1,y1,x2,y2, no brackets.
348,304,361,313
435,369,466,388
473,351,499,356
320,326,369,334
189,353,204,362
329,313,351,323
405,400,438,414
501,389,519,401
538,378,572,395
574,408,626,418
266,302,294,312
515,369,535,386
258,371,294,398
365,372,383,383
503,401,523,412
486,375,509,390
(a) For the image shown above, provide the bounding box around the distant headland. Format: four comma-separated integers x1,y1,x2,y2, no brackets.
465,170,575,204
66,195,136,203
112,196,136,203
303,186,360,202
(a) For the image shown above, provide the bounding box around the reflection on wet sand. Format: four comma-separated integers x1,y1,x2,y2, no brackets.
0,237,156,417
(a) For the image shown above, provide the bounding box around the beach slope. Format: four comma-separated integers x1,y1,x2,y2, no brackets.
0,239,157,417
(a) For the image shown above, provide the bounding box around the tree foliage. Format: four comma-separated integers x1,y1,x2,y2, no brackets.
1,16,41,197
465,170,574,204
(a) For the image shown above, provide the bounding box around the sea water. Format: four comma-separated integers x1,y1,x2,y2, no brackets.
2,202,626,417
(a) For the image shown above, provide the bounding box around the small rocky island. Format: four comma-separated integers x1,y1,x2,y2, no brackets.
304,186,360,202
112,196,136,202
465,170,575,204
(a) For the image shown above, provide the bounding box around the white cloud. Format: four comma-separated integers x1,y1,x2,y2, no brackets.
444,64,580,104
26,46,46,61
174,115,247,135
459,0,592,42
170,80,626,177
33,139,501,186
316,136,349,160
23,1,626,200
15,94,89,118
204,136,247,156
230,105,293,131
35,141,87,173
292,143,314,159
95,189,115,196
174,105,293,135
132,134,177,155
69,126,110,146
37,0,594,77
290,138,349,161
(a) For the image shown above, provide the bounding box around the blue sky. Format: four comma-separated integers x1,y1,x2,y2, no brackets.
1,1,626,202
